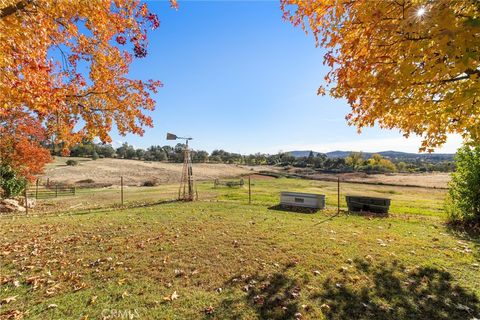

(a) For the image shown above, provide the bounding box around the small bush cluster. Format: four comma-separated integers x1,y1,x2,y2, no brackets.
66,160,79,166
77,179,95,184
142,179,159,187
0,165,27,198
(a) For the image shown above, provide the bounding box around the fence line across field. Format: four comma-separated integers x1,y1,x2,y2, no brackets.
27,180,76,199
19,174,385,216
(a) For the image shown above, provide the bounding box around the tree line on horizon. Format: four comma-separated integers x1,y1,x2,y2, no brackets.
60,142,455,173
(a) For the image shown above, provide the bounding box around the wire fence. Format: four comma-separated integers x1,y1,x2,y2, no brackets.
3,175,258,216
23,176,180,215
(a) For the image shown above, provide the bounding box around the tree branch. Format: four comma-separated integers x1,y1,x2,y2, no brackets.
66,91,109,99
0,0,32,19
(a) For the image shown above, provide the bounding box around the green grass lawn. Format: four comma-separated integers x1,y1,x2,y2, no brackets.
1,178,479,319
33,177,447,218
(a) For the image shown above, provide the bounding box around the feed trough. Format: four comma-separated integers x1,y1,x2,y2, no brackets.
280,192,326,210
346,195,391,215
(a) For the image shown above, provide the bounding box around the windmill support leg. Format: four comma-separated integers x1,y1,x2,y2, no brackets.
178,144,197,201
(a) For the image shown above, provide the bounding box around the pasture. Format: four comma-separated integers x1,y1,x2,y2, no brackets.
1,177,479,319
43,157,253,186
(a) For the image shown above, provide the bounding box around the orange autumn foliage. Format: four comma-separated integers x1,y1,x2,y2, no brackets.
0,0,177,177
0,110,52,181
282,0,480,151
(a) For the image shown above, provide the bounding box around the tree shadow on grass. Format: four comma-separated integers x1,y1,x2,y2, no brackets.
446,222,480,259
216,260,479,320
268,204,319,214
219,264,305,320
314,259,480,320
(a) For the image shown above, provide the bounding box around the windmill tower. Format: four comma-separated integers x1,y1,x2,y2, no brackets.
166,133,198,201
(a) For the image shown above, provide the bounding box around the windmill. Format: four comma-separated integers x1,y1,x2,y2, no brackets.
166,133,198,201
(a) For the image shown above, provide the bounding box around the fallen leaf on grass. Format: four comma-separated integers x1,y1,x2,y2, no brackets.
121,291,129,299
73,282,87,292
45,283,61,296
0,309,23,319
320,303,331,312
47,304,58,309
204,306,215,315
290,287,301,299
88,296,97,305
191,269,199,276
1,296,17,305
170,291,179,301
252,295,264,305
456,303,472,312
163,291,179,301
174,269,185,277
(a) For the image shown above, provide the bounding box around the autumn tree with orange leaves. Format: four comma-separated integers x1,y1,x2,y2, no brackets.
0,0,177,181
282,0,480,151
0,111,51,180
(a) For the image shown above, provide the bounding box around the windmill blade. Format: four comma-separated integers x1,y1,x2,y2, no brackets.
166,133,177,140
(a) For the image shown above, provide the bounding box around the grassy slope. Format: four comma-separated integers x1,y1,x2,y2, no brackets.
1,178,479,319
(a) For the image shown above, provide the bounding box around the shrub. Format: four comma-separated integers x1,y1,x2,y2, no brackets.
143,179,159,187
446,145,480,225
0,165,27,198
92,151,99,160
76,179,95,184
66,159,79,166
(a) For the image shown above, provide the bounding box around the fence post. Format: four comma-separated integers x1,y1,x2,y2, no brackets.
35,179,39,199
121,176,124,206
337,176,340,215
24,187,28,215
248,175,251,205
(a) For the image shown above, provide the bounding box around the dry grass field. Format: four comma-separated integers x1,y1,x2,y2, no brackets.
43,158,451,189
43,157,253,186
303,172,450,189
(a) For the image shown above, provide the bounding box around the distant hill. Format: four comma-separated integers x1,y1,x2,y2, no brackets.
288,150,455,162
288,150,318,158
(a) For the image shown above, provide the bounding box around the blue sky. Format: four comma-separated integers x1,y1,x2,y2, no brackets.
112,0,461,154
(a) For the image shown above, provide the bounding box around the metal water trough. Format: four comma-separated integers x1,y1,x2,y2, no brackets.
346,195,390,215
280,192,326,210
